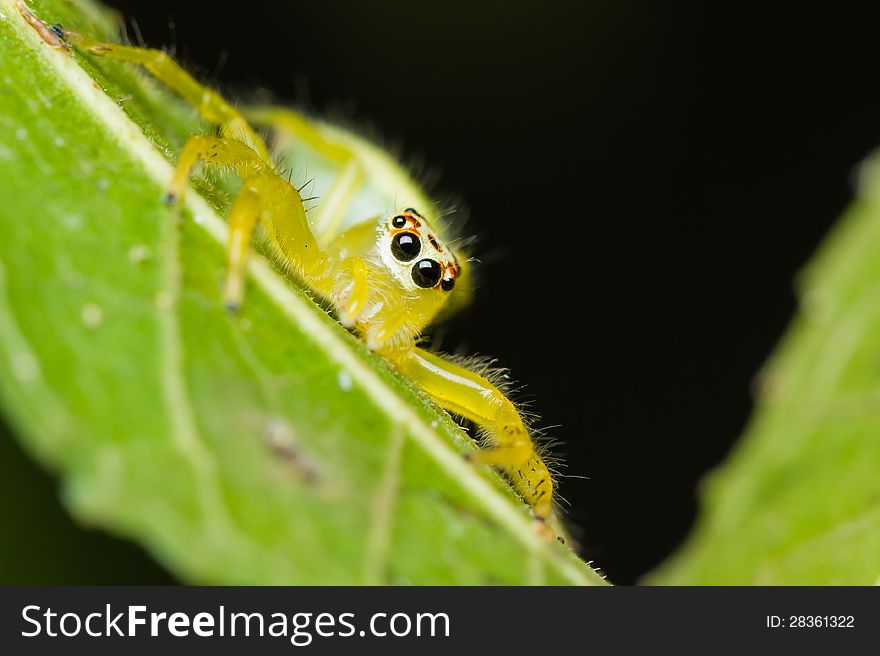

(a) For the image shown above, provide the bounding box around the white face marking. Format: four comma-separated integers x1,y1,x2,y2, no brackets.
377,211,458,293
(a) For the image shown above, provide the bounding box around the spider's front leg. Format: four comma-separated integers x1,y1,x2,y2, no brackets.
389,346,555,522
332,257,371,328
224,172,329,310
165,134,329,310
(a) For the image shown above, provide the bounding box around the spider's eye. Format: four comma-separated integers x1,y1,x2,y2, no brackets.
411,259,442,288
441,277,455,292
391,215,407,229
391,232,421,261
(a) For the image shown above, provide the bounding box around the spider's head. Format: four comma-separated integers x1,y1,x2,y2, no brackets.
378,208,460,294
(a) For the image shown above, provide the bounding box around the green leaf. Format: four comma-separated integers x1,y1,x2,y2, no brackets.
650,159,880,585
0,0,603,585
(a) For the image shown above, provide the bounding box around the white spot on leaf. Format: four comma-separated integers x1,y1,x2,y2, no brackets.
337,370,353,391
127,244,150,264
63,214,83,231
80,303,104,329
11,351,39,382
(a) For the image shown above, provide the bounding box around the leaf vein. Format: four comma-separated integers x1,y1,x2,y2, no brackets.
363,425,405,585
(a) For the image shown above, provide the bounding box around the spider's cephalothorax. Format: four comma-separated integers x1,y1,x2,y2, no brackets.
307,205,465,354
345,207,463,352
54,22,559,530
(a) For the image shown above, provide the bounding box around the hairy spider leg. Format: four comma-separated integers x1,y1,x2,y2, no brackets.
391,348,554,521
54,23,346,308
57,28,271,162
166,135,340,310
168,134,265,203
225,173,327,309
244,107,365,246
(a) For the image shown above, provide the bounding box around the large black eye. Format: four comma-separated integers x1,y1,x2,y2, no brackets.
391,232,421,261
391,215,407,229
411,259,442,288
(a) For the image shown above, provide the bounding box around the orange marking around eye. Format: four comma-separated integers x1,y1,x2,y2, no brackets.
401,209,422,228
389,227,421,239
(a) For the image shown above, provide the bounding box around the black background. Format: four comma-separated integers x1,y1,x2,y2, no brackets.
9,0,880,585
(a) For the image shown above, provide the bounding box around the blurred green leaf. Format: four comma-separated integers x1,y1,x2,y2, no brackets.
0,0,602,585
651,158,880,585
